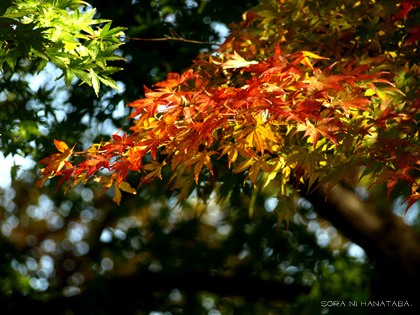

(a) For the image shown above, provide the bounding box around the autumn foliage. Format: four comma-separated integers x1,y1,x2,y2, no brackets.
38,0,420,217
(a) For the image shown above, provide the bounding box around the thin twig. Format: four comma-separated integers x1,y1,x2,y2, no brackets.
116,30,217,46
90,26,218,45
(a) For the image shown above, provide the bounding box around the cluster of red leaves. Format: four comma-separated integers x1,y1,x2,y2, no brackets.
38,41,420,210
38,1,420,213
391,0,420,44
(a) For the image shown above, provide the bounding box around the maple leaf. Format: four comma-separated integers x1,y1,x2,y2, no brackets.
112,157,139,185
285,146,325,189
240,116,279,155
405,24,420,45
340,62,369,78
221,51,258,69
101,132,134,157
183,150,218,184
73,173,88,188
274,195,296,231
37,140,75,188
77,155,111,179
305,65,349,92
112,181,137,206
137,132,167,160
168,166,195,204
143,160,166,182
317,156,359,198
293,51,329,71
219,143,239,168
298,118,341,148
233,157,255,174
55,162,74,192
127,96,158,118
372,166,417,198
285,100,323,123
402,191,420,214
390,1,414,24
333,95,372,113
264,156,289,189
153,69,195,90
408,97,420,117
368,137,415,165
368,102,403,130
247,156,272,184
54,139,70,153
94,176,114,189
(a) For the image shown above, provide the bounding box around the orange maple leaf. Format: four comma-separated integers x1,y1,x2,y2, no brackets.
37,140,75,187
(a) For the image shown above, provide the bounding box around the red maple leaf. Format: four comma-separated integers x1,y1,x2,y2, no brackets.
300,118,342,148
101,132,134,157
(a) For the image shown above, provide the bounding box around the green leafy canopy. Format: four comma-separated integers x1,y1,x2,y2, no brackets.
0,0,125,96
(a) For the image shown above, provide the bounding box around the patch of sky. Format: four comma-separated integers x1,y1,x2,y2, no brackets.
346,243,366,262
210,22,230,43
185,0,198,9
0,62,127,190
0,62,68,188
393,195,420,225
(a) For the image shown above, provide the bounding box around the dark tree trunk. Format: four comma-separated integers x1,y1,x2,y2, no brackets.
303,183,420,310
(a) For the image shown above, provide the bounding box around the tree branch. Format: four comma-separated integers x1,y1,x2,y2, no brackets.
117,35,216,45
115,29,216,45
302,183,420,301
